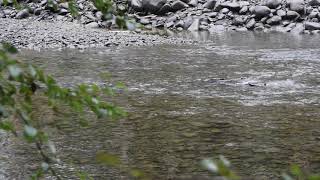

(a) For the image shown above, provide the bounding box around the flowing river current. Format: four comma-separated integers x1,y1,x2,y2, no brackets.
1,31,320,179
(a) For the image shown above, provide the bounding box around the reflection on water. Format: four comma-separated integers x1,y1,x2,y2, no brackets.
1,32,320,179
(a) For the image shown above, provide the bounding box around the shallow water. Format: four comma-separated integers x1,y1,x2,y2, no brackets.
1,31,320,179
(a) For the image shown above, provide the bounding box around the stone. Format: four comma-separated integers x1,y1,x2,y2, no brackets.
309,9,319,18
276,9,286,17
139,18,150,25
239,6,248,14
221,8,229,14
288,0,305,14
15,9,29,19
254,6,271,18
157,3,171,15
58,8,68,15
172,0,189,11
188,0,198,7
183,16,193,29
286,10,300,20
142,0,167,13
291,23,304,33
34,8,42,15
262,0,281,9
222,2,241,12
233,16,246,25
188,18,199,31
305,21,320,30
85,22,99,28
130,0,143,11
246,18,256,29
266,15,282,25
203,0,217,9
309,0,320,6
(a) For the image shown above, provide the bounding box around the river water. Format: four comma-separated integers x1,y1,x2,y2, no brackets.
1,31,320,179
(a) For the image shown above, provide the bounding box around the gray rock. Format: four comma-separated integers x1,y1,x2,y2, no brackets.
142,0,167,13
254,6,271,18
183,16,193,29
188,18,199,31
239,6,248,14
222,2,241,12
286,10,300,20
262,0,281,9
305,21,320,30
236,27,248,31
188,0,198,7
204,0,217,9
130,0,143,11
208,24,225,32
288,0,305,14
15,9,29,19
221,8,229,14
86,22,99,28
34,8,42,15
246,18,256,29
291,23,304,33
232,16,246,25
266,15,281,25
157,3,171,15
276,9,286,17
309,0,320,6
58,8,68,15
139,18,150,25
308,9,319,18
172,0,189,11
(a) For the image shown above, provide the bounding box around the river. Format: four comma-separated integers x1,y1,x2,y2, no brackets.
1,31,320,179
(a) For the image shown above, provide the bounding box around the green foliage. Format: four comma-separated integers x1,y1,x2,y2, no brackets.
68,0,79,17
202,156,320,180
0,42,126,179
201,155,239,180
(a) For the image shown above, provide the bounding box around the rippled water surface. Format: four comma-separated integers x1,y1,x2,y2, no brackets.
1,32,320,179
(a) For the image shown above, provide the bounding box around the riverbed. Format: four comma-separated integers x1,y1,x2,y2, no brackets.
1,31,320,179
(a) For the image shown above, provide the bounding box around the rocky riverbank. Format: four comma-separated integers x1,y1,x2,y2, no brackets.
0,18,192,49
1,0,320,34
129,0,320,33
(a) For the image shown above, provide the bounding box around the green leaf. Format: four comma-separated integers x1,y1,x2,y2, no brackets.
68,0,79,17
0,120,16,134
1,42,18,54
96,152,120,167
290,164,303,177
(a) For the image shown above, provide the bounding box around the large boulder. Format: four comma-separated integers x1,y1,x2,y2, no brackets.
288,0,305,14
309,0,320,6
285,10,300,20
171,0,189,11
253,6,271,18
15,9,29,19
262,0,281,9
221,2,241,12
130,0,143,11
204,0,217,9
188,18,200,31
142,0,167,13
266,15,282,25
305,21,320,30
